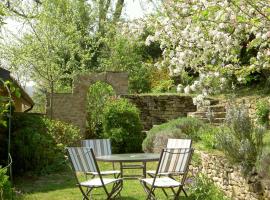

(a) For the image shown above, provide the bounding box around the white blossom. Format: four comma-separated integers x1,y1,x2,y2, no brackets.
184,85,191,94
176,84,183,93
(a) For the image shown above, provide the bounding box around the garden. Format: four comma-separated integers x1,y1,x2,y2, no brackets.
0,0,270,199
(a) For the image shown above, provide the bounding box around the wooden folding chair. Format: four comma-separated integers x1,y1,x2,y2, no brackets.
67,147,123,200
141,148,194,200
81,139,119,177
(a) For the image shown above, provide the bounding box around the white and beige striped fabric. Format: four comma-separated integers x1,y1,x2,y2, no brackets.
166,139,192,148
81,139,112,156
146,139,192,176
67,147,97,173
158,148,193,174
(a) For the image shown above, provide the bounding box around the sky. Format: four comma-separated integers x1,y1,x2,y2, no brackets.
3,0,157,39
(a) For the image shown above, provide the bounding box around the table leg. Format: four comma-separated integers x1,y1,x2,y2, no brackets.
143,162,146,178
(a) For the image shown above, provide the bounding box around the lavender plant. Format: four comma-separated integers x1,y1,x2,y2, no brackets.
217,103,264,175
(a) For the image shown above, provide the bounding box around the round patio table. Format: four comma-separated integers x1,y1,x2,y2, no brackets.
96,153,160,179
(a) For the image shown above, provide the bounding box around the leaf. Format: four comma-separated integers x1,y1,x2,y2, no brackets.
15,89,21,98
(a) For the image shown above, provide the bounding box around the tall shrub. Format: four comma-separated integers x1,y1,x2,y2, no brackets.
217,104,264,174
12,114,81,174
44,118,81,151
86,81,115,138
102,98,143,153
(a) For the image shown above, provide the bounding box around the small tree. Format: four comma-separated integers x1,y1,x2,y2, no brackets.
86,81,115,138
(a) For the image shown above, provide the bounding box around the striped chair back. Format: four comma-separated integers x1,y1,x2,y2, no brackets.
167,139,192,148
81,139,112,156
67,147,97,173
158,148,193,174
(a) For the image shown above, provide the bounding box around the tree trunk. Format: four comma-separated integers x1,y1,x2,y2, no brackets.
50,81,54,120
113,0,124,23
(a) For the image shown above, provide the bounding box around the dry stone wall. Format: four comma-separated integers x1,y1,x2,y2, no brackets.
123,94,197,130
197,151,270,200
46,72,128,134
221,96,270,123
153,140,270,200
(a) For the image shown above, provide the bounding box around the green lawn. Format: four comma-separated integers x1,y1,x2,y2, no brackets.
14,162,189,200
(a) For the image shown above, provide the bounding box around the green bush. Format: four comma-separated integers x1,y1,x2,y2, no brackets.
86,81,115,138
11,114,80,174
216,104,264,175
129,63,152,93
151,79,175,93
188,173,228,200
142,117,204,152
102,98,144,153
0,167,12,200
256,99,269,126
44,119,81,151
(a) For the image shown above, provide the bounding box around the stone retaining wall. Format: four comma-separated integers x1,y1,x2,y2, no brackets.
198,151,270,200
221,96,270,123
123,94,197,130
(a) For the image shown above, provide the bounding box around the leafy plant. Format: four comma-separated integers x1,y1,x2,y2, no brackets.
198,124,219,150
142,117,204,152
151,79,175,93
44,118,81,151
86,81,115,138
0,166,12,200
102,98,144,153
255,99,269,126
188,173,228,200
11,113,80,174
216,103,264,175
0,80,20,127
99,30,152,93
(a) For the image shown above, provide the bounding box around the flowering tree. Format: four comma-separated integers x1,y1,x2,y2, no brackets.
145,0,270,105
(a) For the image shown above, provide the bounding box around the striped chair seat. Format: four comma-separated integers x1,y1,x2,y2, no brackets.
81,178,122,187
141,177,182,188
145,170,182,176
89,170,120,175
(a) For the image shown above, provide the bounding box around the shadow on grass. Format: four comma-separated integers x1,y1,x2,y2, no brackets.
14,169,76,193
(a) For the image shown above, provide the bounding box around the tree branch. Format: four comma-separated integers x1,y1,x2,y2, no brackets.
113,0,124,23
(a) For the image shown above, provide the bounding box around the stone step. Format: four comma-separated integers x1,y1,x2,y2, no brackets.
205,98,220,106
198,117,225,124
190,115,225,123
188,111,226,119
198,105,226,112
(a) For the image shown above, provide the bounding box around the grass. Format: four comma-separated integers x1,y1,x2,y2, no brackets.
14,162,189,200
